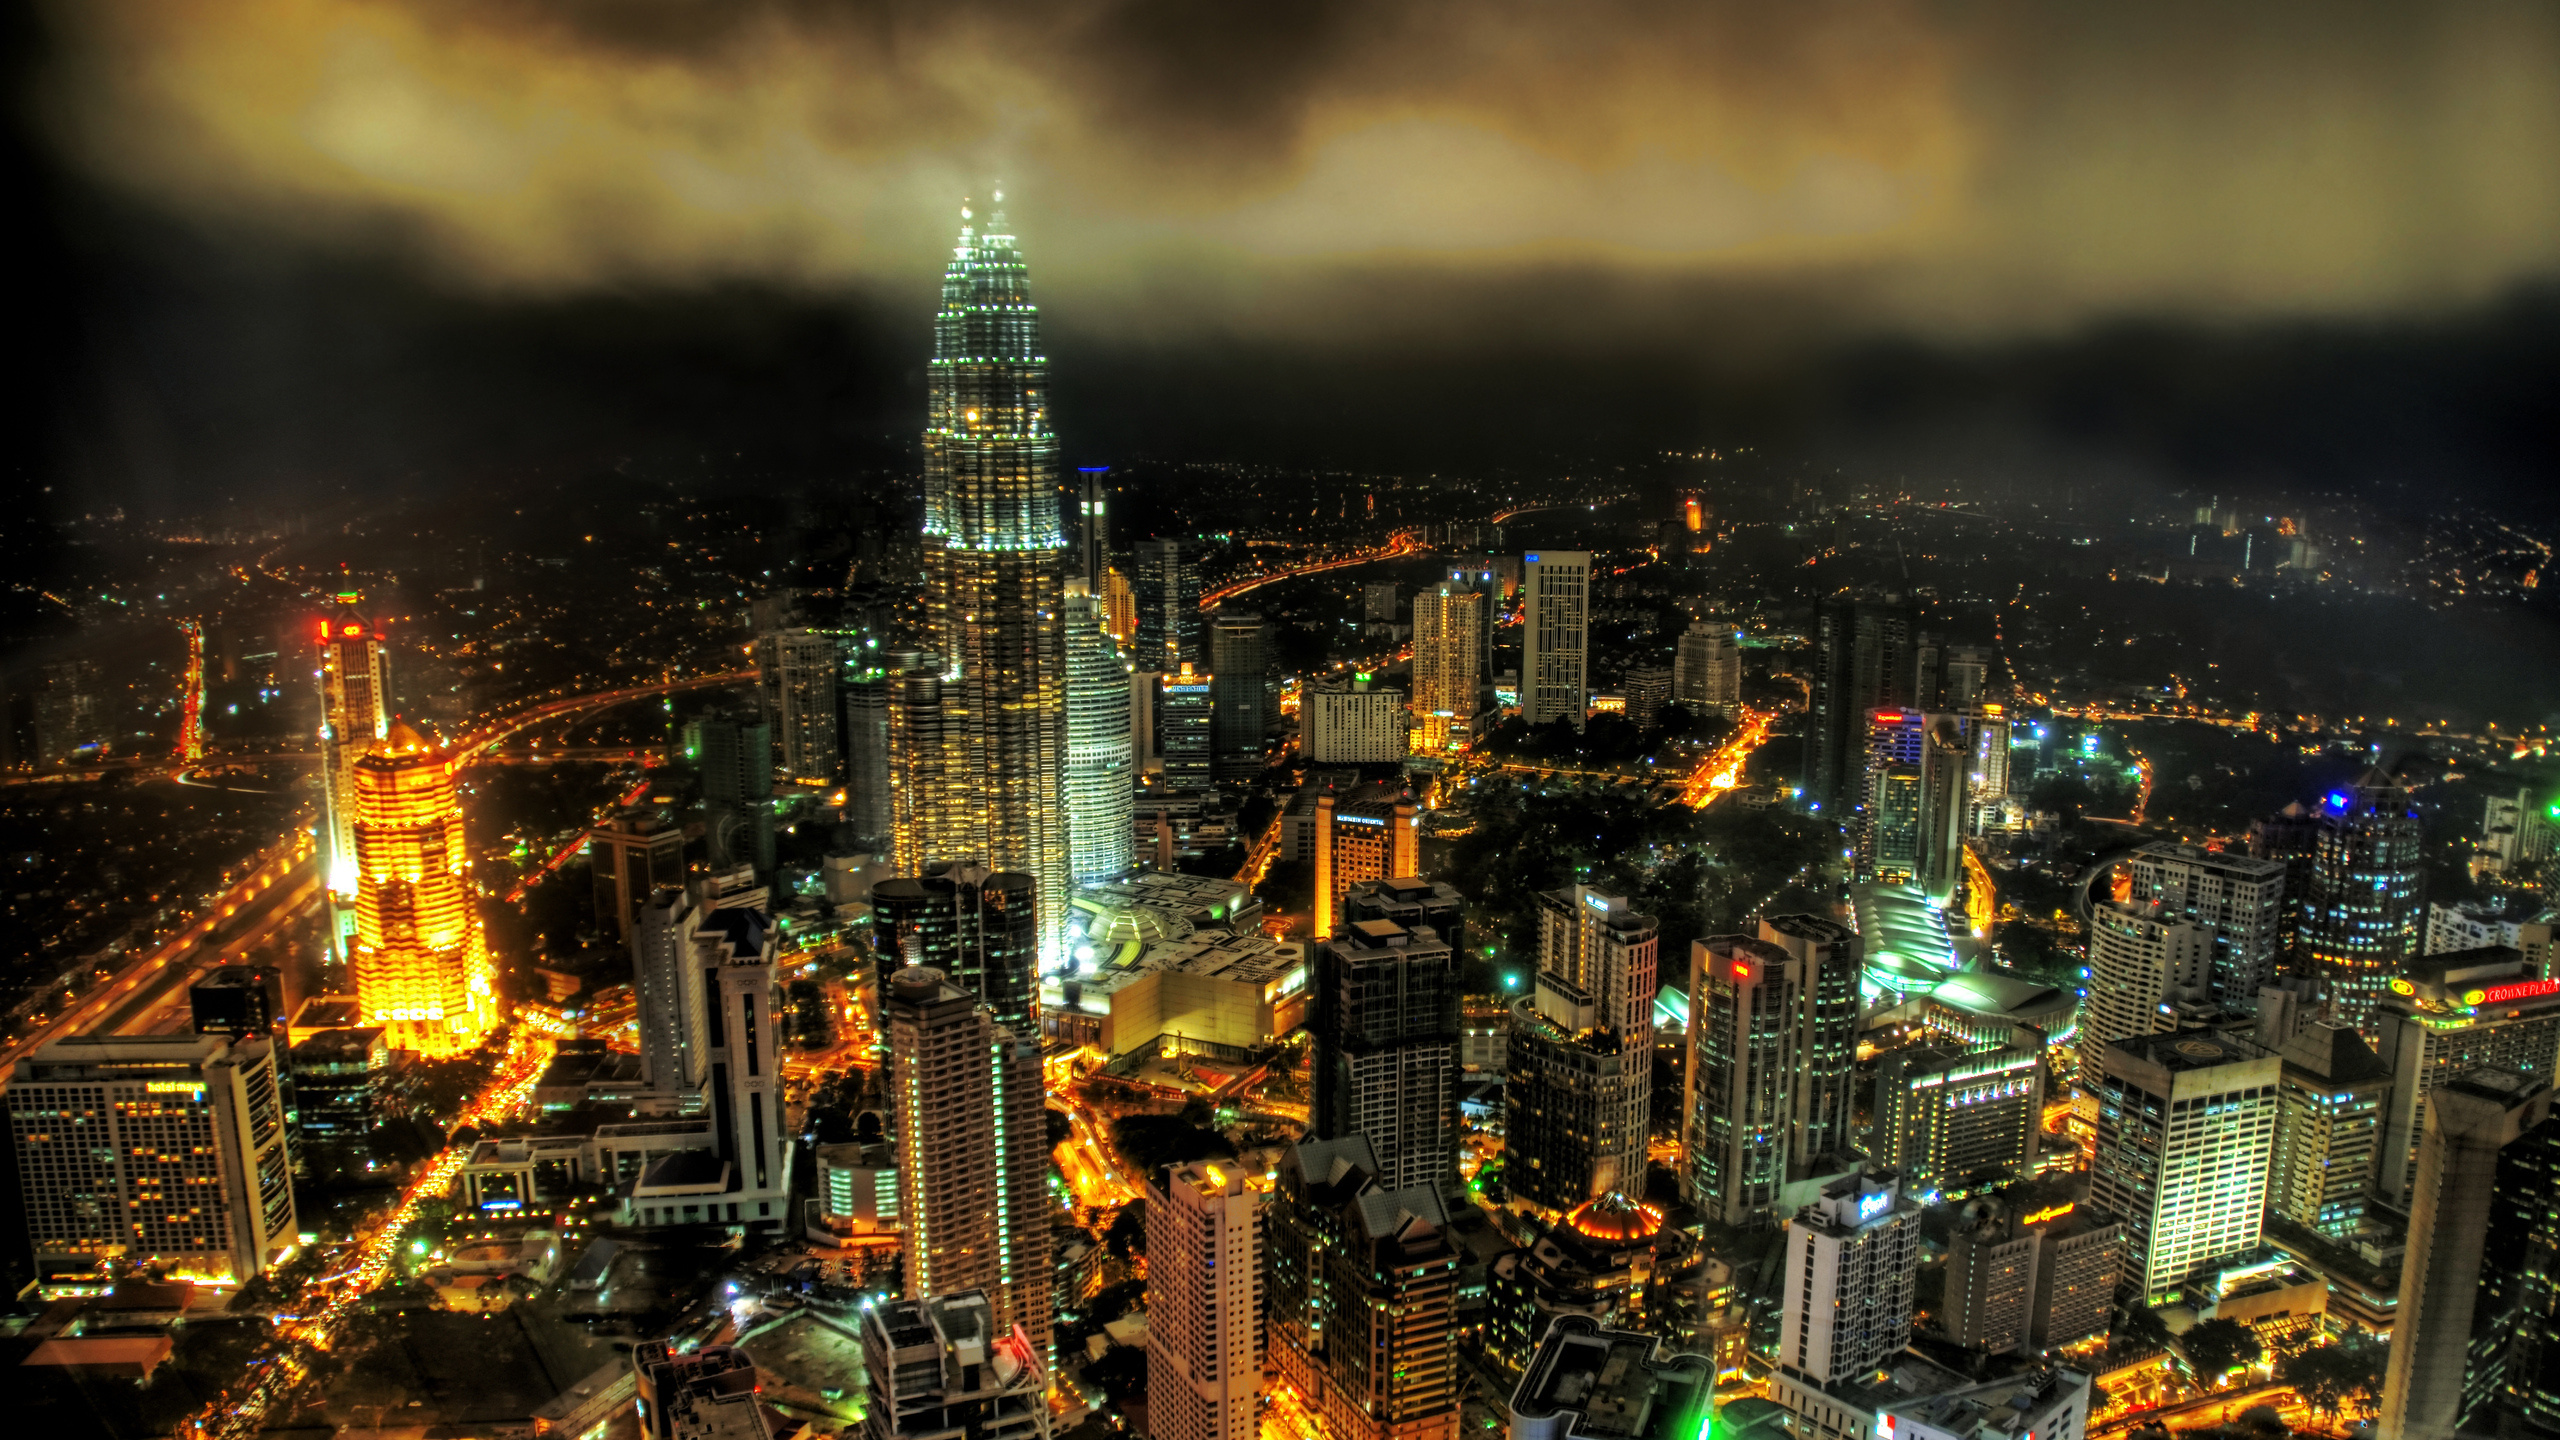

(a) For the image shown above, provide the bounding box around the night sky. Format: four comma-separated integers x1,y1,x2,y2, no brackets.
9,0,2560,523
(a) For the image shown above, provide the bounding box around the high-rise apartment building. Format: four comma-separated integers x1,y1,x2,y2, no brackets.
1410,580,1486,754
631,871,762,1113
861,1291,1050,1440
904,201,1072,958
317,599,390,900
1063,587,1136,884
759,628,843,784
588,812,685,947
840,665,894,853
1942,1194,2123,1354
2079,901,2214,1092
350,722,495,1056
1508,887,1657,1217
1763,914,1860,1162
1804,593,1921,813
2127,842,2289,1012
1773,1172,1920,1407
2088,1030,2278,1303
7,1033,297,1283
1302,682,1408,763
2379,1068,2552,1440
1134,539,1201,671
881,966,1051,1353
1313,911,1461,1195
2302,771,2424,1032
693,710,776,876
1672,620,1742,719
2268,1021,2390,1235
2371,948,2560,1207
1210,612,1270,783
1363,581,1401,625
1145,1161,1261,1440
1858,709,1926,884
1872,1045,2044,1198
1268,1135,1461,1440
870,866,1041,1037
1519,551,1591,729
1160,663,1215,790
1680,935,1796,1226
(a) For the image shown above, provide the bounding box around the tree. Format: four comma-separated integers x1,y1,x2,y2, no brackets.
1046,1108,1074,1147
2277,1341,2386,1423
1104,1200,1147,1261
2180,1317,2264,1384
1110,1113,1236,1174
2115,1299,2173,1352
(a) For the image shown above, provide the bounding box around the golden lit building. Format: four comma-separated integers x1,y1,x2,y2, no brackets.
1102,567,1137,646
352,722,496,1055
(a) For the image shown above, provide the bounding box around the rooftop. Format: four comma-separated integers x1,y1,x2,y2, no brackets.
1511,1315,1713,1440
2109,1028,2271,1074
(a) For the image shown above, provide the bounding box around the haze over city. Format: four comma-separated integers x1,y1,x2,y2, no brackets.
4,8,2560,1440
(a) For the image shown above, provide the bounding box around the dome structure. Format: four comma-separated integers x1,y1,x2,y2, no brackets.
1564,1192,1664,1245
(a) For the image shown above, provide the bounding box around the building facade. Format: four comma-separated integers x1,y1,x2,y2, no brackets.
1871,1045,2044,1198
6,1034,297,1283
1680,935,1797,1226
350,723,496,1056
1209,612,1271,783
1145,1161,1262,1440
1518,552,1592,729
2268,1021,2390,1235
2127,842,2289,1012
1133,539,1201,672
871,867,1043,1037
904,202,1073,958
1313,914,1462,1195
1777,1172,1920,1388
1671,620,1741,718
881,966,1052,1354
2079,902,2214,1093
1063,587,1136,883
1160,663,1216,790
2088,1031,2279,1304
1803,593,1920,814
1268,1135,1461,1440
1410,581,1487,754
758,628,843,784
2302,771,2424,1033
317,599,389,901
860,1291,1050,1440
2371,948,2560,1206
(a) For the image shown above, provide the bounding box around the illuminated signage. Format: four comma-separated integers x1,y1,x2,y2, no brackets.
1731,960,1752,981
376,1006,448,1022
1585,893,1612,914
1856,1192,1892,1222
2021,1202,2074,1226
144,1082,204,1095
2389,978,2417,995
2468,978,2560,1006
1525,553,1540,562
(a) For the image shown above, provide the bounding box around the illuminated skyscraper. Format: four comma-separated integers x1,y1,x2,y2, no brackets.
902,199,1072,956
350,722,496,1056
1063,587,1135,883
1076,466,1112,584
2079,901,2213,1093
1160,662,1214,790
1803,592,1920,813
881,966,1052,1357
2302,770,2423,1033
317,599,389,900
1519,551,1591,729
2129,841,2290,1012
1210,612,1271,782
1410,579,1485,753
1146,1161,1262,1440
1507,887,1657,1218
758,628,842,784
1134,538,1202,671
2089,1029,2277,1303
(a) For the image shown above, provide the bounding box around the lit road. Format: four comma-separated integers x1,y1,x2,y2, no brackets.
191,1027,556,1440
104,873,327,1038
455,669,752,754
0,833,317,1087
1201,528,1428,610
1678,706,1778,808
